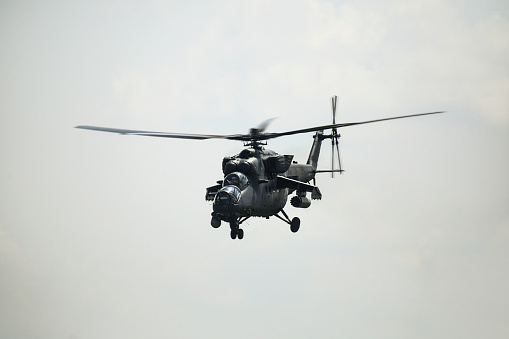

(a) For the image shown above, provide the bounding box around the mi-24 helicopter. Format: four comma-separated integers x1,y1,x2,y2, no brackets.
76,96,444,240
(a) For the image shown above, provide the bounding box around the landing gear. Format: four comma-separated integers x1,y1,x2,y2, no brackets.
230,228,244,239
290,217,300,233
275,208,301,233
213,215,250,239
229,219,244,240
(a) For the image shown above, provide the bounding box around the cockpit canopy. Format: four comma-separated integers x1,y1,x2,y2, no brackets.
215,185,241,205
223,171,249,190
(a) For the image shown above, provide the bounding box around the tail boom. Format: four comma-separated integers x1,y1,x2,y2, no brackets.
306,131,325,170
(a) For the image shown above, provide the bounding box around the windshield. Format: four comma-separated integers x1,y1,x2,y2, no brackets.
215,185,241,205
223,172,249,190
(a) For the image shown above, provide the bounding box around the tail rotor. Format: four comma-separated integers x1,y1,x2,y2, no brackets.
330,96,344,177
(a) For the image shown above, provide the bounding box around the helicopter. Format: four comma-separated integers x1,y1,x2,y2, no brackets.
76,96,444,240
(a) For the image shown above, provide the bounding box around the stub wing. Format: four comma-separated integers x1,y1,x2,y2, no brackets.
276,176,322,200
276,176,314,191
206,184,222,201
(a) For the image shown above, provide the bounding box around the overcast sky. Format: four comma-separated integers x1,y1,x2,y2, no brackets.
1,1,508,338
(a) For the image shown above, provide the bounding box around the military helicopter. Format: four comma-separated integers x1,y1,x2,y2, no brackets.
76,96,444,240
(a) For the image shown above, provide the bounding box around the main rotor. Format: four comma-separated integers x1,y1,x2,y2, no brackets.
76,98,444,149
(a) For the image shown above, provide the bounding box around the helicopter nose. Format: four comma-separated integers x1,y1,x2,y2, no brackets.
213,185,241,213
215,186,241,203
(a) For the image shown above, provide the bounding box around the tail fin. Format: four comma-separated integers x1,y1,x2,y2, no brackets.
307,131,325,170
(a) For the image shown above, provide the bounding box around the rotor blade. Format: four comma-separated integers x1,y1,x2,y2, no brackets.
331,130,343,177
331,96,337,178
255,118,277,133
331,137,335,178
76,111,445,142
335,133,342,173
75,125,243,140
332,96,337,124
259,111,445,140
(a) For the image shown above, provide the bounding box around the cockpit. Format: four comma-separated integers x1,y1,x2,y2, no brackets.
223,172,249,190
215,185,241,205
214,172,249,206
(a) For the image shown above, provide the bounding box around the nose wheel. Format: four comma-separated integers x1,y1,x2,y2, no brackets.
230,228,244,240
229,220,244,240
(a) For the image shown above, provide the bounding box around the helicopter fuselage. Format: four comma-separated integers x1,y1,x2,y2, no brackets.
208,131,325,229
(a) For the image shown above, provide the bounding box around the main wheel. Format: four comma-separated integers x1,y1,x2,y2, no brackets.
237,228,244,240
290,217,300,233
230,229,237,239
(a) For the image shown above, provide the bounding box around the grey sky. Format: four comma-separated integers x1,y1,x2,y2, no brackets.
1,1,508,338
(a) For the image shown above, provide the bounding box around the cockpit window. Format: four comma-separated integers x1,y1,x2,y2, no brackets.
223,171,249,190
215,185,241,205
